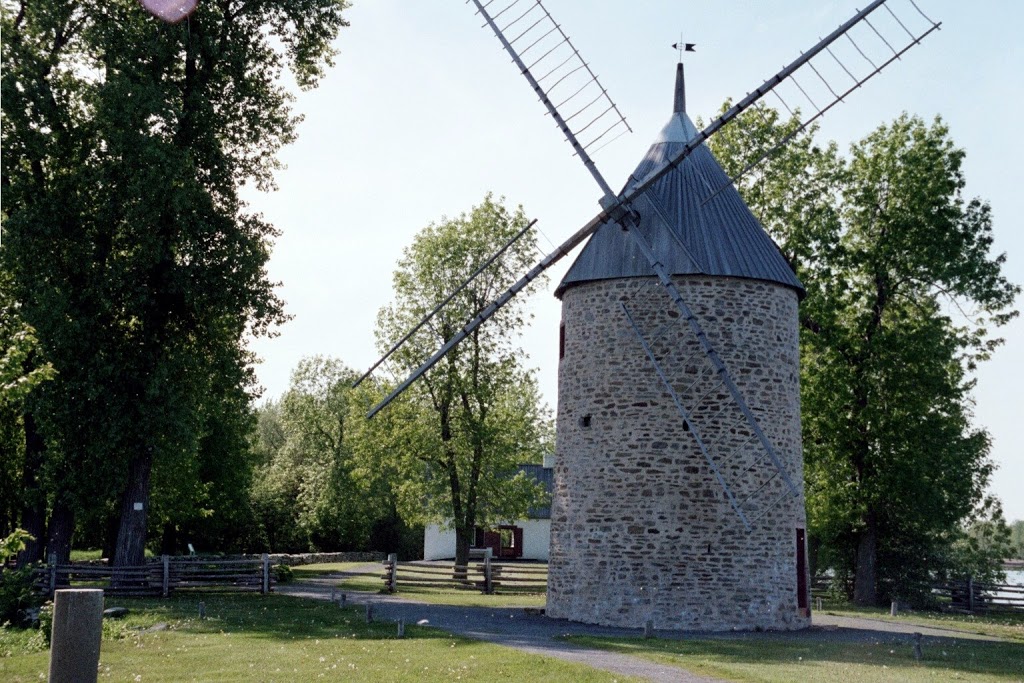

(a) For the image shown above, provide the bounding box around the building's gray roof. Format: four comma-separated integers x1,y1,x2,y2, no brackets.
556,66,803,298
518,463,553,520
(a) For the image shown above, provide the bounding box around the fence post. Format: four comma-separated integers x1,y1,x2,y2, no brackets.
387,553,397,593
261,553,270,594
967,575,974,613
48,552,57,596
162,555,170,598
483,548,493,595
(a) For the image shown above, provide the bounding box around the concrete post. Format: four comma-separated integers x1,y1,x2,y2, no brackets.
48,588,103,683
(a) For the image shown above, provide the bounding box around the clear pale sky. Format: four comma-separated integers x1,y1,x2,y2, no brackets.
243,1,1024,520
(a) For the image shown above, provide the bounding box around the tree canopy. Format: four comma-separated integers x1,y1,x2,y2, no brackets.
709,107,1019,604
1,0,349,565
370,195,552,566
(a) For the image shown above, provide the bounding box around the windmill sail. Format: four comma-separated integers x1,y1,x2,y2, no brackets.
365,0,940,530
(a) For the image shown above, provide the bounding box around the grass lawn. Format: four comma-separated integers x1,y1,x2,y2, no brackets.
296,562,548,609
568,634,1024,682
69,549,154,562
818,602,1024,643
1,593,633,682
290,562,377,578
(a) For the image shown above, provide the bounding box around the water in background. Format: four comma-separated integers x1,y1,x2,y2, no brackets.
995,569,1023,601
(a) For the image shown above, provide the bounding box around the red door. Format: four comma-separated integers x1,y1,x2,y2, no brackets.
796,528,809,615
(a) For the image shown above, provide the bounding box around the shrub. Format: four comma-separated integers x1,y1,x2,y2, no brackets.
0,530,41,626
274,564,293,584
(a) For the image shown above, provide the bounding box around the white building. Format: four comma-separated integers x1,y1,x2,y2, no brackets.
423,462,553,561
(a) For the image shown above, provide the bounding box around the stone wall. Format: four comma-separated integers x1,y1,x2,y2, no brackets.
249,552,384,567
547,275,809,631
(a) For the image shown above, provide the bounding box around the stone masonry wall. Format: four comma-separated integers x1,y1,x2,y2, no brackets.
547,276,809,631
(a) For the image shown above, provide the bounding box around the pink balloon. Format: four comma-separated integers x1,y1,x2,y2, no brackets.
141,0,198,23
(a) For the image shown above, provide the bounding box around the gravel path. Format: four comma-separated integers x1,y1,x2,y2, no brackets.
279,570,1009,682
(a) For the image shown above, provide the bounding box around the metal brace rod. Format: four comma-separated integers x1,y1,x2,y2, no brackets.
364,0,933,416
622,302,753,530
615,217,802,500
366,212,600,417
470,0,618,197
354,219,537,389
699,17,941,207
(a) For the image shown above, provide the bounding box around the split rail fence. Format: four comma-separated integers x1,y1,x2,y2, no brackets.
381,552,547,595
937,578,1024,614
33,554,274,598
812,575,1024,614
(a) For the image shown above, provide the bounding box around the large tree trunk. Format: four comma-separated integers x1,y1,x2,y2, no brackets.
16,412,47,568
454,523,471,570
159,522,178,556
45,499,75,567
102,511,120,565
853,514,879,606
113,448,154,568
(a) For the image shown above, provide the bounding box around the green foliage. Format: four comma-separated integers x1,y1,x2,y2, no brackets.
251,357,401,553
0,530,32,564
1,0,349,562
369,195,552,563
709,108,1019,604
0,532,41,626
35,601,52,644
1010,519,1024,559
0,279,55,536
944,498,1013,585
273,564,294,584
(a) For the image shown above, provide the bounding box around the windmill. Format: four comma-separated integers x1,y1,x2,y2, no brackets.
357,0,940,630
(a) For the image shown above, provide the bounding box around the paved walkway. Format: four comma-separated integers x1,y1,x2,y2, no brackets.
279,571,1007,682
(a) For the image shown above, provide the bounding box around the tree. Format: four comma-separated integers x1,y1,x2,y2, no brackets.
0,271,55,563
372,195,552,567
251,357,400,553
1,0,348,566
709,108,1019,605
945,497,1013,585
1009,520,1024,560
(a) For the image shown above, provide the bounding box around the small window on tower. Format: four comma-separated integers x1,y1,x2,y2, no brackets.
559,322,566,360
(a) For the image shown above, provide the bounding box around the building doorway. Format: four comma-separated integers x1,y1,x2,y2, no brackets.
475,525,524,559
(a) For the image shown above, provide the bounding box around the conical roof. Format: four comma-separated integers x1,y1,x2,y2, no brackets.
556,64,803,298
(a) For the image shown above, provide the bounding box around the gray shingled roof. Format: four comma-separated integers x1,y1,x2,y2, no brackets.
556,67,803,298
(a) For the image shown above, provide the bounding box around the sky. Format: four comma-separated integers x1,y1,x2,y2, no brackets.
243,1,1024,520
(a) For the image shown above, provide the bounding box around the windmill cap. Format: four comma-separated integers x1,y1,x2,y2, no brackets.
555,64,805,299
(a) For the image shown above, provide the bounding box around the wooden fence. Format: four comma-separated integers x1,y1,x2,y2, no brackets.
382,552,547,595
936,578,1024,614
812,574,1024,614
33,554,273,598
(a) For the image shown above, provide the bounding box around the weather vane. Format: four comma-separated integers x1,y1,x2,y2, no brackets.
672,35,696,62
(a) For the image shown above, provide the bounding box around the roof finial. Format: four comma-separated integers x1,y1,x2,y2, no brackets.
670,39,695,114
674,62,686,114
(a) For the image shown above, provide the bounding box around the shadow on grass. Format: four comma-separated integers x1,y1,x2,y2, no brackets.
100,592,455,645
569,633,1024,680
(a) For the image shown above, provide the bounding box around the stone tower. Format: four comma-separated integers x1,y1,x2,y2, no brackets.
546,65,810,631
